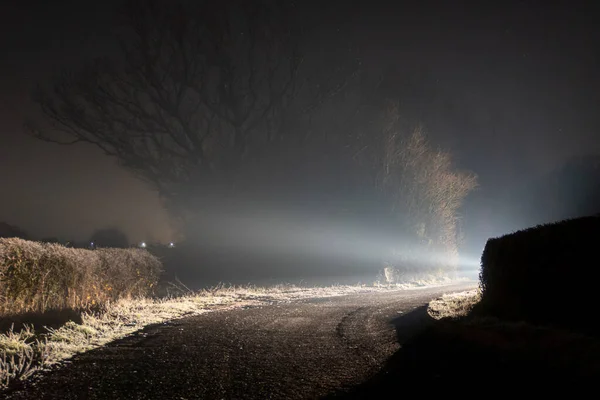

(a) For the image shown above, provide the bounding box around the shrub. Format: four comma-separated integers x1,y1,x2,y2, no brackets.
479,214,600,334
0,238,162,315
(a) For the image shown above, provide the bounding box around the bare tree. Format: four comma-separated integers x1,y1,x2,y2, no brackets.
30,1,353,206
375,101,478,271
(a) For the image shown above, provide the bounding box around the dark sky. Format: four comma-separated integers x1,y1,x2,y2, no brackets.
1,0,599,247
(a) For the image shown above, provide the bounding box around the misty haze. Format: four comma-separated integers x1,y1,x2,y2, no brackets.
1,0,600,397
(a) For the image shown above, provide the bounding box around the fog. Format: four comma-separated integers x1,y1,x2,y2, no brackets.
1,1,599,288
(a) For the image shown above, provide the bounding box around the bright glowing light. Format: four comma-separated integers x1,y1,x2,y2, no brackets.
169,242,175,247
140,242,147,248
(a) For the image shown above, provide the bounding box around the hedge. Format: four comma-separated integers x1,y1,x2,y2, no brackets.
0,238,162,315
479,214,600,334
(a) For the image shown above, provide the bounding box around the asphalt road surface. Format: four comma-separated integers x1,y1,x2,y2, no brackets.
5,282,476,400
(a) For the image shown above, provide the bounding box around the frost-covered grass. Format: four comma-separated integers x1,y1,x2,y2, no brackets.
427,289,481,320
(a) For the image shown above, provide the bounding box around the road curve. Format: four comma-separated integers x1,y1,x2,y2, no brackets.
5,282,475,399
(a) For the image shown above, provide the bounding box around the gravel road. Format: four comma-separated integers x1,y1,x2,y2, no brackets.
4,282,476,399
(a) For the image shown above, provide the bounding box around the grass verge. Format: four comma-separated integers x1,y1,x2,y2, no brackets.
427,288,481,320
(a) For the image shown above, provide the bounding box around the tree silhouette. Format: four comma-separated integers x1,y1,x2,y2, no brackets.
29,0,355,215
0,222,29,240
89,228,130,249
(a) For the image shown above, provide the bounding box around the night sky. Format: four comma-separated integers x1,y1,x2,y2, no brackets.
1,0,599,250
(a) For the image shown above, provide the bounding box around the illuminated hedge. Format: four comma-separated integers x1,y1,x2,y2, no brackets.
0,238,162,315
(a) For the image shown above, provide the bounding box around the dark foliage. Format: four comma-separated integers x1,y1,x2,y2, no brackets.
89,228,130,248
326,309,599,398
0,222,29,240
479,214,600,334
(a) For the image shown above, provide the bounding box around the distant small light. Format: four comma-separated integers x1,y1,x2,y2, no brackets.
140,242,147,248
90,242,94,246
169,242,175,248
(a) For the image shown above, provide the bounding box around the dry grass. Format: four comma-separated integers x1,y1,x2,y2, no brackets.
0,280,458,389
427,289,481,320
0,325,49,388
376,269,469,288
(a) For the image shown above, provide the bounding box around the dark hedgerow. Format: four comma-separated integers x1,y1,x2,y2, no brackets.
479,214,600,334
